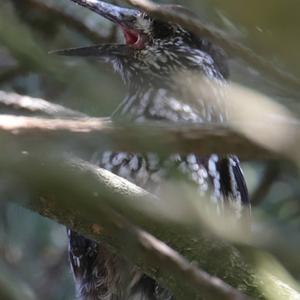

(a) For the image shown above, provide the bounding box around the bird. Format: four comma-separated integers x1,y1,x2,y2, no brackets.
54,0,250,299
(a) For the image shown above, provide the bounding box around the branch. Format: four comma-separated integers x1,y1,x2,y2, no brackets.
124,0,300,92
0,262,37,300
0,114,283,160
0,91,86,117
1,111,300,162
2,149,300,298
131,228,252,300
0,122,300,296
0,153,259,299
251,163,280,206
2,78,300,160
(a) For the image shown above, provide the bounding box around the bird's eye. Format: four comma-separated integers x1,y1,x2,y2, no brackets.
152,20,173,39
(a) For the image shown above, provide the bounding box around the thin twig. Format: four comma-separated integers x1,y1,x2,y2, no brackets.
0,91,86,117
133,228,252,300
251,163,280,206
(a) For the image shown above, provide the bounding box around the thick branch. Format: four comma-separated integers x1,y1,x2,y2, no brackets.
1,81,299,161
0,153,257,299
0,114,283,160
2,151,300,298
2,149,300,298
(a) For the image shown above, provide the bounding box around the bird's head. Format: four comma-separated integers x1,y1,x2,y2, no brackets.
54,0,228,89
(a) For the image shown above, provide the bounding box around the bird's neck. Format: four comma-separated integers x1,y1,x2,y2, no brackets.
111,87,159,121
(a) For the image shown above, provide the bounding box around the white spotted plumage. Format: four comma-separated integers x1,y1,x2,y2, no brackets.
66,2,249,300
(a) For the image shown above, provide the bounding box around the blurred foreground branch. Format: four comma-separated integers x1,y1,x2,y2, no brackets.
2,80,300,161
1,75,300,298
0,113,276,159
2,151,300,298
0,91,85,117
0,262,37,300
0,91,299,296
1,112,300,161
0,152,259,299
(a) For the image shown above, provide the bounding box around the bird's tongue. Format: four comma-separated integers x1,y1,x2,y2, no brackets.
123,28,139,45
122,27,145,49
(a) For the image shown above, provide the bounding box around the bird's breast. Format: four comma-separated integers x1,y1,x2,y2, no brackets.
114,86,226,123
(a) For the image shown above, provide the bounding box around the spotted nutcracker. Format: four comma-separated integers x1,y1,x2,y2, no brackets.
54,0,250,299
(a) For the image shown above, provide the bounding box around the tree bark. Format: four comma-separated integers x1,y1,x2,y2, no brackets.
0,150,283,299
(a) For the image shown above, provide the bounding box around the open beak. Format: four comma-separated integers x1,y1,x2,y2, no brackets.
51,0,145,58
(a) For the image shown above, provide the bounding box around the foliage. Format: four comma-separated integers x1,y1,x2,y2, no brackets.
1,0,300,299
